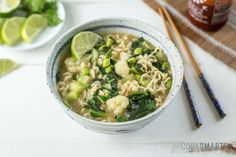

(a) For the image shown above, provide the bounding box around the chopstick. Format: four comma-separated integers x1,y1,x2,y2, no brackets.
158,7,202,127
144,0,226,119
160,5,226,119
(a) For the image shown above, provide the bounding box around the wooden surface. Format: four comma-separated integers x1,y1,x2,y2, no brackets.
162,0,236,70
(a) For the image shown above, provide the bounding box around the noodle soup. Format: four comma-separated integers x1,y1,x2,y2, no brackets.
56,32,172,122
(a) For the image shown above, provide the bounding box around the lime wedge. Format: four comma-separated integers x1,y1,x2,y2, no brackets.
2,17,25,46
0,0,21,16
71,31,102,60
0,59,20,78
0,18,6,45
21,14,47,43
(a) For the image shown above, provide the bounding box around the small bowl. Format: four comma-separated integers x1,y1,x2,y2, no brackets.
46,18,184,134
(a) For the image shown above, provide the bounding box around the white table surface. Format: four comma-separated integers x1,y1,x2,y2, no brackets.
0,0,236,156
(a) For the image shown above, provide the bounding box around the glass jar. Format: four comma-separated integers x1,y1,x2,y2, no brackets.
188,0,233,31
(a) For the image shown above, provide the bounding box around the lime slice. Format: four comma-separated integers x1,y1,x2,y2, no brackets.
0,0,21,16
0,18,6,45
21,14,47,43
2,17,25,46
71,31,102,60
0,59,20,78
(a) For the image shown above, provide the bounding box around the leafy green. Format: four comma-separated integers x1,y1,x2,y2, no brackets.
152,51,170,72
22,0,46,13
125,92,156,120
97,54,121,97
43,1,62,26
87,95,105,117
131,37,154,54
152,61,162,71
87,69,120,118
131,37,145,51
89,109,106,117
20,0,62,26
0,0,62,26
115,115,128,122
87,87,116,117
106,71,121,96
98,65,106,75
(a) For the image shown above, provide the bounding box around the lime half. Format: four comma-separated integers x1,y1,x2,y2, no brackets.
21,14,47,43
2,17,25,46
0,0,21,16
71,31,102,60
0,59,20,78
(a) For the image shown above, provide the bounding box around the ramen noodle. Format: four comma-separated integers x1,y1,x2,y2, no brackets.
56,32,172,122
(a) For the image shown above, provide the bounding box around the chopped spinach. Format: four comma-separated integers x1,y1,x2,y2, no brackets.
98,56,121,98
125,92,156,120
89,109,106,117
87,85,120,117
143,48,153,54
131,37,145,51
107,72,120,96
152,61,162,70
131,37,154,54
98,65,106,75
134,63,142,72
115,115,128,122
87,88,106,117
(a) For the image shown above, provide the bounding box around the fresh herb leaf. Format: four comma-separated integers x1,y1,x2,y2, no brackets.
22,0,46,13
21,0,62,26
43,1,62,26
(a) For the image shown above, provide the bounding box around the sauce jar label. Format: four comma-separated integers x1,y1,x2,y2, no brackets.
189,0,232,25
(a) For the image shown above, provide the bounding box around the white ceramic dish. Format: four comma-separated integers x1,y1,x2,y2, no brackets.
0,2,65,51
46,18,184,134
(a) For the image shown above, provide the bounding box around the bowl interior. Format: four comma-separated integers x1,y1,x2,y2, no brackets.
47,18,184,126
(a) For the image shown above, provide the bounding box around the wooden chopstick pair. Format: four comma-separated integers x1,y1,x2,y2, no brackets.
143,0,226,127
158,4,202,128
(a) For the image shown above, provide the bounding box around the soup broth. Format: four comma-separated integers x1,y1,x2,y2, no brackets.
56,32,172,122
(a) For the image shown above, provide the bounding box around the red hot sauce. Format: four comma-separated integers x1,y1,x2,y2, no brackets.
188,0,233,31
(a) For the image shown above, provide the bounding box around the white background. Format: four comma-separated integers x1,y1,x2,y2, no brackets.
0,0,235,156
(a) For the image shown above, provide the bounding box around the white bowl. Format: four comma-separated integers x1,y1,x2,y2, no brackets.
46,18,184,134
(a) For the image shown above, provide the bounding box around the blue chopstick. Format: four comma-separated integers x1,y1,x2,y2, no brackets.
183,78,202,127
199,73,226,118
